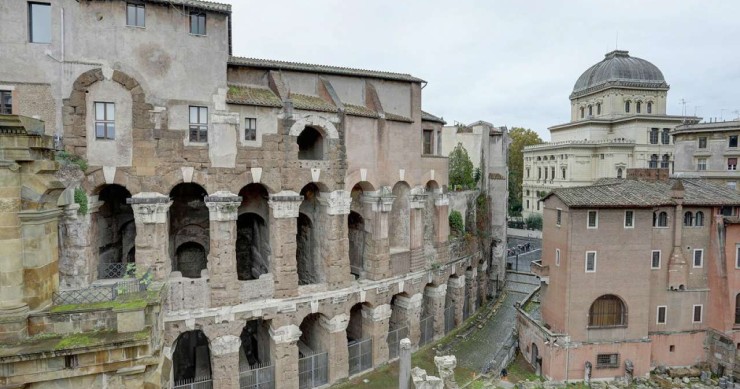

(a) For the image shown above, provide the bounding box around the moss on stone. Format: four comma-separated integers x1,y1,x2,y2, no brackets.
54,333,96,350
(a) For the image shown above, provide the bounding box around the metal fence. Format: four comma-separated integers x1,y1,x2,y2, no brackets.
348,337,373,376
98,262,136,279
463,295,470,320
52,279,145,305
298,352,328,389
172,376,213,389
386,326,408,360
419,316,434,346
444,305,455,334
239,362,274,389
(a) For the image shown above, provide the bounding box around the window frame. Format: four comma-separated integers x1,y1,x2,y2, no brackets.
692,249,704,268
126,2,145,27
587,210,598,229
697,158,707,171
698,137,707,149
0,90,12,114
624,210,634,228
636,101,641,113
728,158,737,171
692,304,703,323
649,128,659,145
422,129,434,155
647,102,652,114
93,102,116,140
597,103,601,115
189,11,207,35
188,106,208,143
556,209,562,226
730,135,738,148
596,353,620,369
28,2,52,44
661,129,670,145
736,244,740,269
651,250,661,269
555,248,561,267
656,305,667,324
244,117,257,141
625,101,630,113
695,211,704,227
653,211,668,228
585,251,597,273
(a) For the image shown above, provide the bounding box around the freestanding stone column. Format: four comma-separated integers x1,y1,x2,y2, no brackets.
128,192,172,281
360,189,394,280
424,284,447,340
210,335,241,389
320,314,350,383
268,191,302,298
319,190,353,289
399,338,411,389
465,268,478,315
394,293,423,347
269,324,301,389
205,192,242,307
447,276,466,327
361,303,392,367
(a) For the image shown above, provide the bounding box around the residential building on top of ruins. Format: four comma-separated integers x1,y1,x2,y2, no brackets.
673,120,740,191
522,50,700,218
518,169,740,382
0,1,507,388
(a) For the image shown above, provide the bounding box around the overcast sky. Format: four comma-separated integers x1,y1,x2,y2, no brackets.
223,0,740,141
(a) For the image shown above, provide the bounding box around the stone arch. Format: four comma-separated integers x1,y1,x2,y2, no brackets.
96,184,135,275
170,183,209,278
288,115,339,139
172,330,212,383
348,210,366,279
297,126,325,160
389,181,411,251
296,183,326,285
588,294,627,327
298,312,331,356
239,319,272,369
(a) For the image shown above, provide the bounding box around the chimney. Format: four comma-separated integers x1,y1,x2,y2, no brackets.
667,180,688,291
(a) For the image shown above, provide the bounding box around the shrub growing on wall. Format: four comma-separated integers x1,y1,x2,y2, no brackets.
74,187,88,215
449,210,464,235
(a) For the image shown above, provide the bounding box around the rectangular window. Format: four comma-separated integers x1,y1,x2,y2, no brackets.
596,353,619,369
697,158,707,171
555,249,561,267
730,135,738,148
693,249,703,268
526,199,529,209
562,168,566,179
190,12,206,35
728,158,737,171
526,168,530,178
736,245,740,269
692,305,703,323
657,306,667,324
544,168,548,180
189,106,208,143
29,2,52,43
126,3,145,27
423,129,433,155
537,201,540,211
649,128,659,145
556,209,562,226
662,129,670,145
698,137,707,149
587,210,598,229
94,102,115,140
538,167,541,180
0,90,12,114
64,354,78,369
245,117,257,141
585,251,596,272
624,210,634,228
651,250,661,269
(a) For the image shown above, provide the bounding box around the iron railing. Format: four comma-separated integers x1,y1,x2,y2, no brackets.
172,376,213,389
98,262,136,279
239,362,274,389
419,316,434,346
298,352,328,389
52,279,146,305
386,326,409,360
348,338,373,376
444,305,455,334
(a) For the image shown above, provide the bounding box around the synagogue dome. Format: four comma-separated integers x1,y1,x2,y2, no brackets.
571,50,668,98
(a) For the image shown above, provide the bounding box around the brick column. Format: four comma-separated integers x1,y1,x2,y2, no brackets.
447,276,466,327
394,294,423,348
268,191,302,298
205,191,242,307
360,189,394,280
424,284,447,340
320,314,350,383
319,190,352,289
128,192,172,281
465,268,478,314
269,325,301,389
434,194,450,245
361,303,392,367
210,335,241,389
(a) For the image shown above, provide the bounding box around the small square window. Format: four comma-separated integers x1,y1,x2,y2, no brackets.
0,90,12,114
556,209,562,226
624,210,634,228
730,135,738,148
64,354,78,369
587,210,598,229
657,306,667,324
669,345,675,352
94,102,115,140
596,353,619,369
585,251,596,272
651,250,661,269
190,12,206,35
698,137,707,149
692,305,703,323
693,249,703,268
728,158,737,171
126,3,145,27
29,2,52,43
189,106,208,143
555,249,561,267
245,117,257,141
728,182,737,191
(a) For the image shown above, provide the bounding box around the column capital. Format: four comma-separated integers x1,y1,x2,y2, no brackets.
434,194,449,207
448,276,465,289
319,190,351,215
319,313,349,333
210,335,241,356
394,293,423,310
361,303,392,321
270,324,302,344
424,284,447,298
409,187,428,209
361,188,394,213
128,192,172,224
205,191,242,222
268,190,303,219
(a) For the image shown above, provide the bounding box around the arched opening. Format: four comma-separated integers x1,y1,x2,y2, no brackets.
387,293,411,360
347,303,373,375
389,182,410,252
684,211,694,227
348,211,366,279
649,154,658,168
617,168,623,179
296,183,324,285
636,101,642,113
237,183,271,281
695,211,704,227
588,294,627,327
170,183,209,278
531,342,539,369
653,211,668,227
96,184,135,278
239,319,271,370
647,102,653,114
625,101,631,113
419,283,436,346
298,313,325,357
297,126,324,160
172,330,212,383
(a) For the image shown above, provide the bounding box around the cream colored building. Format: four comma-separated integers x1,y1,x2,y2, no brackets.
522,50,698,217
673,120,740,190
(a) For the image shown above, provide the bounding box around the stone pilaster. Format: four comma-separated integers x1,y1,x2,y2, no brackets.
465,268,478,314
361,303,392,367
269,324,301,389
18,208,62,309
210,335,241,389
268,191,302,298
409,189,427,251
128,192,172,281
319,314,350,382
446,276,466,328
434,194,450,245
319,190,352,289
205,191,242,307
360,190,394,280
0,162,27,319
394,293,423,347
424,284,447,340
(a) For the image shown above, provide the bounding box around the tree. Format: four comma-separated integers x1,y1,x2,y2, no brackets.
525,214,543,231
448,143,475,190
508,128,543,215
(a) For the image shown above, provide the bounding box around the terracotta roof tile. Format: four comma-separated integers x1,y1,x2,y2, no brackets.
226,85,282,108
344,104,379,118
290,93,337,113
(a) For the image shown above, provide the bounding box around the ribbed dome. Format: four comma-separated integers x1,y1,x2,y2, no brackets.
571,50,668,97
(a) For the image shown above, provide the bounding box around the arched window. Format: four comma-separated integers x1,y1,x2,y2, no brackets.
589,295,626,327
597,103,602,115
580,107,585,118
647,102,653,114
661,154,670,169
649,128,659,144
617,168,623,178
625,101,631,113
588,105,593,116
662,129,670,145
653,211,668,227
636,101,642,113
297,126,324,160
649,154,658,168
695,211,704,227
684,211,694,227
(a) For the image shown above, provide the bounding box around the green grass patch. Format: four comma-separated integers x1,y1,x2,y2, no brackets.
506,352,541,383
54,333,96,350
50,291,155,313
